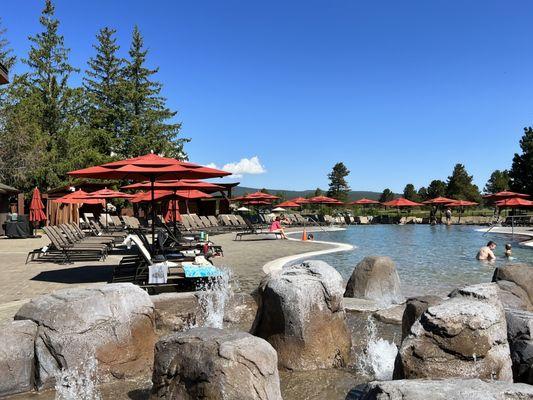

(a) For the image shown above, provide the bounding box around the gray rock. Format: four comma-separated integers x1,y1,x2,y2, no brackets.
495,280,532,311
493,264,533,305
350,378,533,400
344,256,404,305
252,260,352,370
152,292,258,334
15,283,156,389
0,320,38,396
506,309,533,384
343,298,381,313
150,327,282,400
373,304,405,325
394,283,513,381
401,295,442,340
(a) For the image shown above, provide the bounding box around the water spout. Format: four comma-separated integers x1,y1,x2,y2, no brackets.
195,267,233,329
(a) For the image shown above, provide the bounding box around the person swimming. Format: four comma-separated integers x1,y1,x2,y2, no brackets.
505,243,512,258
476,241,497,261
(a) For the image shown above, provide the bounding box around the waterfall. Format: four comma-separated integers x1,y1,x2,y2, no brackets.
55,357,101,400
195,267,232,329
356,315,398,381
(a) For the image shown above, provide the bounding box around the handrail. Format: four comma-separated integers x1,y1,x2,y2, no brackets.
483,214,533,238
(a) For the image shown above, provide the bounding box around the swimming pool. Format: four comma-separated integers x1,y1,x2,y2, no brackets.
309,225,533,297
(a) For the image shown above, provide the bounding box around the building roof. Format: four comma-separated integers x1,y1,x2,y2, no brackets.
0,183,19,195
0,63,8,85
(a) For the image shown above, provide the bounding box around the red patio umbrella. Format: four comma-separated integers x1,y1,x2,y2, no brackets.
422,196,455,205
121,179,225,192
53,190,106,205
74,188,133,228
444,200,479,223
29,187,47,224
483,191,530,200
495,197,533,208
305,195,344,205
232,191,280,202
289,197,309,204
382,197,421,207
131,189,212,203
165,200,181,224
68,153,230,247
277,200,301,208
349,198,380,205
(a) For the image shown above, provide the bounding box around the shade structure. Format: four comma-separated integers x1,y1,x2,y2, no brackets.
272,207,286,212
277,200,301,208
382,197,421,207
289,197,309,204
82,188,133,200
422,196,456,205
494,197,533,208
132,189,212,203
53,190,106,205
483,191,530,200
232,191,280,202
445,200,479,207
236,206,250,212
68,153,230,249
349,198,380,205
121,179,225,193
305,196,344,205
240,200,272,205
29,187,47,223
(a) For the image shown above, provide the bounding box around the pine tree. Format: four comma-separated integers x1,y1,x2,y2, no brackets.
417,186,428,201
427,179,447,198
379,188,394,203
24,0,77,140
83,27,125,156
446,164,481,201
403,183,419,201
121,26,188,158
0,18,15,71
327,162,350,201
484,170,509,194
509,127,533,196
314,188,323,197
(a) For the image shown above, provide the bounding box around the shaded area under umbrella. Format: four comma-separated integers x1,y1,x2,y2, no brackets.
68,153,230,250
445,200,479,223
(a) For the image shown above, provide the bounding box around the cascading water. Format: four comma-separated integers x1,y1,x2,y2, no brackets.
195,267,232,329
55,357,102,400
356,315,398,381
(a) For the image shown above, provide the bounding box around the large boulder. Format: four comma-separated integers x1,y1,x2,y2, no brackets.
15,283,156,389
150,327,282,400
506,309,533,383
492,264,533,310
344,256,404,305
350,378,533,400
0,320,38,396
394,283,513,381
401,295,442,340
252,260,351,370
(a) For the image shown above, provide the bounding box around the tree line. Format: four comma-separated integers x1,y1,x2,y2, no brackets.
0,0,189,194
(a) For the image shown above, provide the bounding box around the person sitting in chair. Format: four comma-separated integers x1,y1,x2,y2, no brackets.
269,216,288,239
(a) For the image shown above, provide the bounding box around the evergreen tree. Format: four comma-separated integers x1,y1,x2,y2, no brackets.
83,27,125,157
121,26,188,158
417,186,428,201
379,188,394,203
509,127,533,196
446,163,481,201
427,179,447,198
0,18,16,71
314,188,323,197
484,169,510,194
327,162,350,201
403,183,419,201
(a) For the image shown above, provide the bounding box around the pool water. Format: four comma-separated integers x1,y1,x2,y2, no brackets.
310,225,533,297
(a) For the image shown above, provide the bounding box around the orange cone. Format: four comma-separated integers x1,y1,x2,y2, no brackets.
301,228,307,241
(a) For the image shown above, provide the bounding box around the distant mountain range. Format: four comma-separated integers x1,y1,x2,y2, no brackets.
231,186,392,201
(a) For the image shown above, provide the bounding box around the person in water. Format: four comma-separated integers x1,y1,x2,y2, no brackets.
476,241,497,261
269,216,288,239
504,243,512,258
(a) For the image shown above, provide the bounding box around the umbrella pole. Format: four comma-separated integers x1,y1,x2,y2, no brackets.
150,176,156,253
173,190,177,236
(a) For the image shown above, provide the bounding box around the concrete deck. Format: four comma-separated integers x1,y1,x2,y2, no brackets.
476,226,533,247
0,227,341,323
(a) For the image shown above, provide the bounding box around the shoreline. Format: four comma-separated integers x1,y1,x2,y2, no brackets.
262,227,354,274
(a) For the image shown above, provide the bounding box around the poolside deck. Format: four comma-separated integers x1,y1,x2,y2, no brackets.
0,228,336,323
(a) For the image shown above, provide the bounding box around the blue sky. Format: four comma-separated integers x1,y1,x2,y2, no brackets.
3,1,532,192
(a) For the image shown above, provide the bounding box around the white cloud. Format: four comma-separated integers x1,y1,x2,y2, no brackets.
207,156,266,179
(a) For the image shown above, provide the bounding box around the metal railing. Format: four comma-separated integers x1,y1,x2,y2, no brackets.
484,214,533,238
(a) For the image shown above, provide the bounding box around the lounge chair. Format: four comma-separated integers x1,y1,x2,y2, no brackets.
234,218,283,241
40,226,107,264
